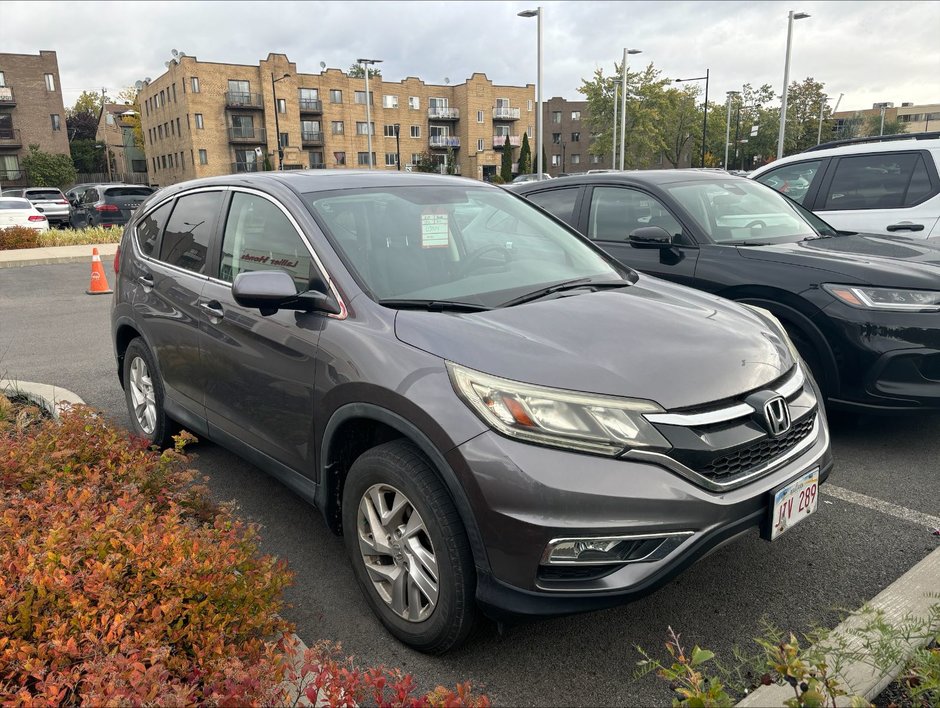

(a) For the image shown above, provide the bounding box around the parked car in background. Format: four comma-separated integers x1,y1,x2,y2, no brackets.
0,197,49,231
510,170,940,412
511,173,552,183
750,136,940,238
0,187,70,227
65,183,103,205
70,184,155,228
112,170,829,653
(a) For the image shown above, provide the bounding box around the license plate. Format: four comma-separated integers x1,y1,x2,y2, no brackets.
769,468,819,540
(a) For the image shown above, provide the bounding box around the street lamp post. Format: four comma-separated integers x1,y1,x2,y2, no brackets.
611,83,618,168
394,123,401,170
356,58,382,169
776,10,810,159
620,48,642,170
673,69,709,167
271,72,290,170
518,8,542,179
724,91,738,169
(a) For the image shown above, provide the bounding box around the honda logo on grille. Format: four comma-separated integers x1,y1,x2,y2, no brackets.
763,396,791,437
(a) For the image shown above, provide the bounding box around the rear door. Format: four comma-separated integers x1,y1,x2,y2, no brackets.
104,186,154,222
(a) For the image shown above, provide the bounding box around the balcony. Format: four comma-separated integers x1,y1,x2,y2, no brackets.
429,136,460,149
231,161,263,174
301,131,323,146
299,98,322,114
0,168,26,186
0,129,21,149
493,134,520,148
493,106,521,120
428,107,459,120
0,87,14,106
227,126,266,143
225,91,264,109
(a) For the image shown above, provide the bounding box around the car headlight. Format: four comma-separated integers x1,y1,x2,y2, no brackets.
823,284,940,312
447,362,670,456
741,304,801,363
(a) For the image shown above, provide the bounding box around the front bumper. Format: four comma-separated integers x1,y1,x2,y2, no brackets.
450,413,832,619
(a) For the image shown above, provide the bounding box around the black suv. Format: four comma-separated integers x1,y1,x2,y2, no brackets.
510,170,940,412
70,184,155,229
112,171,830,652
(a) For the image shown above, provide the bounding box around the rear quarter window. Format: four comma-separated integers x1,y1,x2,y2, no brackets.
524,187,580,226
135,201,172,258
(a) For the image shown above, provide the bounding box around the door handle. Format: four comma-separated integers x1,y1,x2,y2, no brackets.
199,301,225,319
886,222,925,232
137,274,154,289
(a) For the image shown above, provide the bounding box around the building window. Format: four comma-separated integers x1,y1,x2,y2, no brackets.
385,153,398,167
477,110,484,123
591,154,601,164
277,98,286,114
571,154,580,164
172,84,177,102
159,90,166,107
571,132,580,142
354,91,373,105
308,151,324,167
198,149,207,165
161,155,167,169
50,114,61,131
383,95,398,108
408,96,419,109
477,138,485,152
158,125,164,139
191,77,200,93
331,121,344,134
411,153,421,165
0,72,5,87
175,117,180,135
552,133,561,144
279,132,289,147
106,113,115,126
527,99,533,112
357,152,376,166
571,111,581,121
44,73,55,91
410,125,420,138
330,89,342,103
552,111,562,124
356,122,375,135
334,151,346,165
195,113,204,129
551,155,561,166
384,124,397,137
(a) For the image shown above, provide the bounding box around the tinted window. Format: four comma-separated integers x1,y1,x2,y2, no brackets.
104,187,154,198
159,191,222,273
82,189,99,203
219,192,317,291
822,153,920,210
525,187,580,226
0,198,30,209
589,187,684,242
136,201,172,257
26,189,63,200
905,155,934,206
754,160,821,205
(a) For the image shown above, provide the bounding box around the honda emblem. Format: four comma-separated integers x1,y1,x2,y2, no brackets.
763,396,791,437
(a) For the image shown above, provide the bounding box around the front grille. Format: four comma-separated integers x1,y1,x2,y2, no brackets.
700,413,816,480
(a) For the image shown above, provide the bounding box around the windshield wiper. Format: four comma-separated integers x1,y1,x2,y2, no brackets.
378,298,491,312
500,278,631,308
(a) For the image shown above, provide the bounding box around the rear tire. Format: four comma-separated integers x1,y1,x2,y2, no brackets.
122,338,179,448
341,439,477,654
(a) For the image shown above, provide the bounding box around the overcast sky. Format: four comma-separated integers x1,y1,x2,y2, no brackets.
4,1,939,113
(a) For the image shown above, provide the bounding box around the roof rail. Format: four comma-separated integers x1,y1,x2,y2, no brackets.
802,131,940,153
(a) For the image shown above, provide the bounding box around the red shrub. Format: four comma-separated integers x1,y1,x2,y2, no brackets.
0,226,41,251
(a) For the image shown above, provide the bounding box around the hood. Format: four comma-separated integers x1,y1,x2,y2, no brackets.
737,234,940,287
394,277,793,411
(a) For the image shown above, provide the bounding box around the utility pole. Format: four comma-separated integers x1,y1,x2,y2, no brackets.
395,123,401,170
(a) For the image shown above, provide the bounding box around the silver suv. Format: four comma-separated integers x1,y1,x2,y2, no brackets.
0,187,71,227
751,136,940,238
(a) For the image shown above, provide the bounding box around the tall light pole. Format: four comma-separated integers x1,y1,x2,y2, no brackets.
674,69,709,167
611,83,618,168
271,72,290,170
724,91,738,169
518,8,542,178
356,58,382,169
620,48,642,170
776,10,810,159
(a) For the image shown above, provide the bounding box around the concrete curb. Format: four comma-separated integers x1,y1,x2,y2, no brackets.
0,242,118,268
738,545,940,706
0,379,86,419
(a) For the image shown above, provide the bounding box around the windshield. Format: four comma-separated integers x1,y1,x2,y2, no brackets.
663,179,835,245
303,185,627,307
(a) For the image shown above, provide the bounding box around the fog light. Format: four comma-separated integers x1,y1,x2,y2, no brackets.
542,532,693,565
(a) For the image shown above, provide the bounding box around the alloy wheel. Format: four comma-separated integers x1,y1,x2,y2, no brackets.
128,356,156,435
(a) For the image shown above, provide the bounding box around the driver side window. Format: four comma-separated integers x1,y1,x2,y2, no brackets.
588,187,685,243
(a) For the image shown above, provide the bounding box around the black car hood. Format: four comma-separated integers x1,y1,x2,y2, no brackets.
737,234,940,287
394,277,794,410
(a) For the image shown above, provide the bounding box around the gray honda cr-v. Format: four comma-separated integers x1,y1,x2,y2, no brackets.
111,171,832,653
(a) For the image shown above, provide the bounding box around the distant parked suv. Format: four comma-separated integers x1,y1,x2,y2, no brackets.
0,187,70,227
70,184,155,229
751,134,940,238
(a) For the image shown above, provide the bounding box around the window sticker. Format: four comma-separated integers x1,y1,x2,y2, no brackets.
421,210,449,248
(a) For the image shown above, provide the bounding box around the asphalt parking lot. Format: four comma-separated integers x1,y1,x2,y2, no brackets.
1,262,938,706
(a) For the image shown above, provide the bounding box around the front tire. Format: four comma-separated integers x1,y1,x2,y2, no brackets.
122,338,178,447
342,440,477,654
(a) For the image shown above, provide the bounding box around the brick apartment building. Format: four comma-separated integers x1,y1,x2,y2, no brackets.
0,50,70,188
138,52,535,186
97,102,149,183
832,100,940,137
542,97,615,177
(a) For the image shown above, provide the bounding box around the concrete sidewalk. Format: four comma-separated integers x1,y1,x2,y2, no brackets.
0,243,118,268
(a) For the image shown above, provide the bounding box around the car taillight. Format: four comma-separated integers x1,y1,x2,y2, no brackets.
114,245,121,274
56,200,69,205
28,215,47,222
95,204,120,212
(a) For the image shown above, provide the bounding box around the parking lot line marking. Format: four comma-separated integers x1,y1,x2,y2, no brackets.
822,484,940,530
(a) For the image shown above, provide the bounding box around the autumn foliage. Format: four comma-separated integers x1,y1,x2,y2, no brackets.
0,226,41,251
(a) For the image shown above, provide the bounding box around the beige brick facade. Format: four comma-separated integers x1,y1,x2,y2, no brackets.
0,50,70,187
96,103,149,182
139,53,534,186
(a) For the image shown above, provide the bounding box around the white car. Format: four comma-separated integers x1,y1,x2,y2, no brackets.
0,197,49,232
750,136,940,238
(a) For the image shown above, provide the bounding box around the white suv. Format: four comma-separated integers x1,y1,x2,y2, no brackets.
750,136,940,238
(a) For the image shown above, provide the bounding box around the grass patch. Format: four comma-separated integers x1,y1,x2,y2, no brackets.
38,225,123,247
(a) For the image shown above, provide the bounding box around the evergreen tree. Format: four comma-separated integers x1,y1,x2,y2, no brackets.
518,132,532,174
500,136,513,182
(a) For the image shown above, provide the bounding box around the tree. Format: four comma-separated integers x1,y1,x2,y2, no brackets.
117,87,145,150
780,77,828,155
518,132,531,175
413,151,439,173
347,64,382,78
69,139,106,173
533,146,548,173
21,144,77,188
659,85,699,168
66,91,102,142
863,114,907,138
500,136,513,182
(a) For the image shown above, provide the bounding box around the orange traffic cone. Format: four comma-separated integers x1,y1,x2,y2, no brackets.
86,247,113,295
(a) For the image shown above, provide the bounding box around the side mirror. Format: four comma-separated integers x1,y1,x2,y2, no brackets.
232,270,340,316
628,226,673,249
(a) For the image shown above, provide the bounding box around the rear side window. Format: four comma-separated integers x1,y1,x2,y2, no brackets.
754,160,821,205
525,187,580,226
822,153,926,210
136,201,172,257
159,191,223,274
104,187,154,198
905,156,933,206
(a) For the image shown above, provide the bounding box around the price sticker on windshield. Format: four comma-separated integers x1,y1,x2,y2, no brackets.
421,211,449,248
